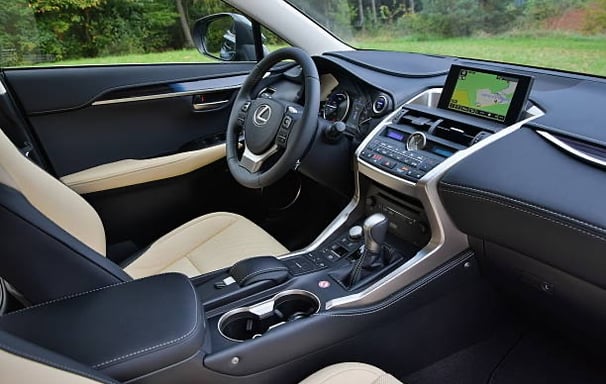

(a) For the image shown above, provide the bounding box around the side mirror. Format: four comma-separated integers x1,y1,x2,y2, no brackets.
193,13,261,62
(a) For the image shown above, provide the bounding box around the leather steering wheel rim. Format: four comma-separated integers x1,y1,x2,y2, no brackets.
226,47,320,189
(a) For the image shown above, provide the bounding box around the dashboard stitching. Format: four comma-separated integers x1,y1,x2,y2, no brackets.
440,187,606,243
441,182,606,235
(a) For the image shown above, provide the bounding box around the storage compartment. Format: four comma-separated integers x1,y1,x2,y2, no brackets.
219,289,320,342
0,273,205,383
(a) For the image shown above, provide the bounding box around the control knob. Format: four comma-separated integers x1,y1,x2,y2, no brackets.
348,225,363,241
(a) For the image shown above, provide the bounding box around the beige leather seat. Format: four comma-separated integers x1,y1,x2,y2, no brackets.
300,363,403,384
0,352,401,384
0,127,287,280
125,212,288,278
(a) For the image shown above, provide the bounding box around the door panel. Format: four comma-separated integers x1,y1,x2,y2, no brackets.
27,94,231,177
4,64,253,177
4,64,253,115
2,63,262,259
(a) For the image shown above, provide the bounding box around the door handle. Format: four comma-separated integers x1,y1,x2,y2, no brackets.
192,95,230,111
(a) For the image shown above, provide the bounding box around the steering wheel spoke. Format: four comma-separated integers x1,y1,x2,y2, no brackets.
240,143,279,173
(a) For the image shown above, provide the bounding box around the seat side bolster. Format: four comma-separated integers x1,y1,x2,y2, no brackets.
0,184,131,304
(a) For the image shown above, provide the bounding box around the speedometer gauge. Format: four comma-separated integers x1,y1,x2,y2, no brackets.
322,91,350,122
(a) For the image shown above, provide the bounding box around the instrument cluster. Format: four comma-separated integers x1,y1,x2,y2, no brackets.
319,74,389,140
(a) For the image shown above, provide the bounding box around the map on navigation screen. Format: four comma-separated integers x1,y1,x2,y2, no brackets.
447,68,519,122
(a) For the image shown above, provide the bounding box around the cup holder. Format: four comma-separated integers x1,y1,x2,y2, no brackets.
218,289,320,342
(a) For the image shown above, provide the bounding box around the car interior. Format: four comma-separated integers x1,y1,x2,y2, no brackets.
1,1,606,384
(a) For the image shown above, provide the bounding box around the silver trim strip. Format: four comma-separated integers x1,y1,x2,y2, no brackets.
240,144,279,173
537,130,606,169
325,89,545,309
0,81,6,95
192,99,230,111
92,87,239,106
91,75,247,106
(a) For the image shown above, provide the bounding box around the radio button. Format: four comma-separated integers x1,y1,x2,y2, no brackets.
419,160,438,172
407,170,426,179
395,165,411,175
381,159,397,169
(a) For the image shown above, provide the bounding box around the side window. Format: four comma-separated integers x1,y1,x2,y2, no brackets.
0,0,288,68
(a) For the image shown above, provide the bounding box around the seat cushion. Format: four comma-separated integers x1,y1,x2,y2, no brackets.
300,363,402,384
124,212,288,278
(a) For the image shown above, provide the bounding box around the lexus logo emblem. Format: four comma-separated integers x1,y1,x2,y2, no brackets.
253,104,272,126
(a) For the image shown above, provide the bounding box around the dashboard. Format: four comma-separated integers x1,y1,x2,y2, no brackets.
264,50,606,321
290,50,606,339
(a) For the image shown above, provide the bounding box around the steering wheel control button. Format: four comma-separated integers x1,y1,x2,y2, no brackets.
276,135,287,147
281,116,293,129
241,101,251,112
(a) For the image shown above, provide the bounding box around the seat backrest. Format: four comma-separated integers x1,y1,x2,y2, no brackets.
0,129,131,304
0,129,106,255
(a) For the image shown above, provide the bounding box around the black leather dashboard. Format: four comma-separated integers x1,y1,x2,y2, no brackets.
314,51,606,342
439,126,606,288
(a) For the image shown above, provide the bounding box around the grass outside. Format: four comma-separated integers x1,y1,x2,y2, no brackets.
42,36,606,77
356,35,606,77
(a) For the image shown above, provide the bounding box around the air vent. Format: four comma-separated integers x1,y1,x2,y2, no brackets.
396,108,491,147
397,109,435,132
433,122,478,146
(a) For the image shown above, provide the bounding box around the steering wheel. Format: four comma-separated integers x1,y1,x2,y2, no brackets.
226,47,320,188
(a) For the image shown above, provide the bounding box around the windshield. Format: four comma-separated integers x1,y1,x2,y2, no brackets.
286,0,606,77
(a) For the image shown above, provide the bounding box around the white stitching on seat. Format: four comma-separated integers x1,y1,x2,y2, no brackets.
1,274,202,373
441,182,606,234
3,280,130,317
91,280,200,369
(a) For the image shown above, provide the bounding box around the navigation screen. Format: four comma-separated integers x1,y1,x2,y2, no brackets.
438,65,533,125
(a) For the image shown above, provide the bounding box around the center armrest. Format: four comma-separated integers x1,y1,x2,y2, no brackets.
0,273,205,382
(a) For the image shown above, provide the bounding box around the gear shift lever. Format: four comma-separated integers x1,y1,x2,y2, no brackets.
364,213,389,254
348,213,389,286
